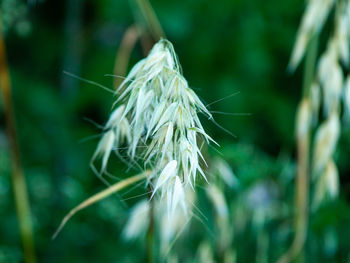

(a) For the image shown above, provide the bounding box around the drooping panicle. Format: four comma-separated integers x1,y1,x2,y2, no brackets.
93,39,215,214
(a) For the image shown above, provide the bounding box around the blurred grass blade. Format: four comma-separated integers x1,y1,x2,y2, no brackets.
52,171,149,239
0,15,37,263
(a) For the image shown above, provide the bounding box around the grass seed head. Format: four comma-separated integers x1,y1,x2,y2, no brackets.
94,39,215,215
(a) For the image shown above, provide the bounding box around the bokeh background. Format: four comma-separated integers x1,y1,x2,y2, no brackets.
1,0,350,262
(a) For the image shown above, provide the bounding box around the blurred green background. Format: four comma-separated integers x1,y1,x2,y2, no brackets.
1,0,350,262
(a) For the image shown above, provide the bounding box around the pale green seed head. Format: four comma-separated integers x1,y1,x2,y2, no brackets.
93,39,216,215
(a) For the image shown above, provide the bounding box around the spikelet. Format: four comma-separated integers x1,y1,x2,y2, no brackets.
93,39,215,215
123,200,150,240
289,0,335,69
206,184,229,218
159,188,194,254
317,43,343,116
312,112,340,177
312,159,339,210
324,160,339,198
206,183,232,250
211,157,239,189
123,195,193,250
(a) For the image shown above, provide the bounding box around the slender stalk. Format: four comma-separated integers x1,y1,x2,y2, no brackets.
113,25,139,90
277,35,318,263
146,185,155,263
133,0,165,41
302,36,319,98
0,17,37,263
124,2,164,258
52,171,149,239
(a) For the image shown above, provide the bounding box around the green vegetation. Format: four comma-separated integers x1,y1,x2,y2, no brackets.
1,0,350,262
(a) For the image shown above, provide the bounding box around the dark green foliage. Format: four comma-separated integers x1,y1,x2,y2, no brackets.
1,0,350,262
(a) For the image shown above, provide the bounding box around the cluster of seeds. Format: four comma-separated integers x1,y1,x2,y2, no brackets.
292,0,350,208
93,39,215,214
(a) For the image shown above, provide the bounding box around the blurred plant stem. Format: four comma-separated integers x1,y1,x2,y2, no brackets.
115,3,165,260
113,25,140,90
302,36,319,98
256,226,269,263
131,0,165,41
129,0,165,55
53,171,150,239
0,16,37,263
277,35,318,263
146,185,155,263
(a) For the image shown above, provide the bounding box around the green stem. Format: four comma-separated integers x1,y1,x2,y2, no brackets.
113,25,139,90
0,16,37,263
277,34,319,263
295,33,319,263
131,0,165,41
302,35,319,98
146,185,154,263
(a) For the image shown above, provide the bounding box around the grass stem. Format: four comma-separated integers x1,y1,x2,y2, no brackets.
0,16,37,263
277,34,319,263
133,0,165,41
113,25,140,90
146,185,155,263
